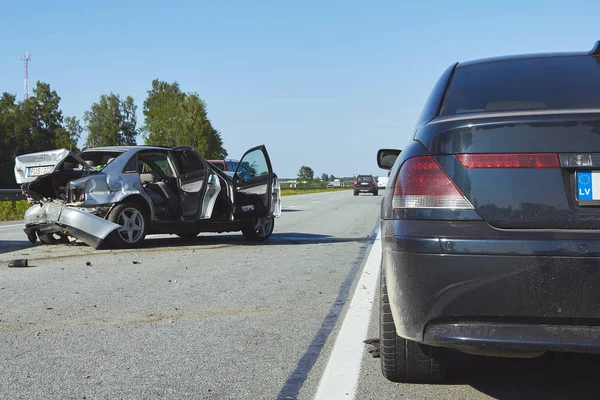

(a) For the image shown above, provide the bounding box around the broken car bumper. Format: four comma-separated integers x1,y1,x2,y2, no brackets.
24,202,120,248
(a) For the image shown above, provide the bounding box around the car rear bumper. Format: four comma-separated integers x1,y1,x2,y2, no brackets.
24,202,119,248
383,219,600,354
355,185,377,192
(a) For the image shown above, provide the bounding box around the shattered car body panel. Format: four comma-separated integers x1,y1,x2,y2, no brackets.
16,145,280,248
23,202,121,248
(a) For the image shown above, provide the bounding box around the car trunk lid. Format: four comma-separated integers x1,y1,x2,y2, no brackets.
416,112,600,229
15,148,90,184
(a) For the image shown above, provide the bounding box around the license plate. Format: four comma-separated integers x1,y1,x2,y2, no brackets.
26,166,54,177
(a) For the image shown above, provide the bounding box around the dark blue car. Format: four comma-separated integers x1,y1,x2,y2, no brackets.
378,41,600,382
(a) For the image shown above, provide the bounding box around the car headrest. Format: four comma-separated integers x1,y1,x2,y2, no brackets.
140,172,156,184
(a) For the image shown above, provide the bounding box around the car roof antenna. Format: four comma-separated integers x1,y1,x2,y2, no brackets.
589,41,600,55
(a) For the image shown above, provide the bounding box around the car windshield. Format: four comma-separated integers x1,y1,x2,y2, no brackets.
440,56,600,116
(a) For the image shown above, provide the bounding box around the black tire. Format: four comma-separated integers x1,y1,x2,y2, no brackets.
38,232,70,245
107,203,147,248
380,267,447,382
176,232,200,239
242,216,274,241
373,190,379,196
354,191,359,196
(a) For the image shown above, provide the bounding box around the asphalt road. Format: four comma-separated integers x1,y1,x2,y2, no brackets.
1,190,600,400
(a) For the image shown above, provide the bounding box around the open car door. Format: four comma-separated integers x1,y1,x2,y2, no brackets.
172,147,221,220
233,145,275,218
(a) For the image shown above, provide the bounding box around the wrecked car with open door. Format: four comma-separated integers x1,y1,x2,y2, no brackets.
15,145,281,249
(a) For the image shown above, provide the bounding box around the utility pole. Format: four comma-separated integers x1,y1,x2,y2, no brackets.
20,51,31,101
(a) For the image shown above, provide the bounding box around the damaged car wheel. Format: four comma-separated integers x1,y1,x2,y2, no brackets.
242,216,274,241
108,203,147,248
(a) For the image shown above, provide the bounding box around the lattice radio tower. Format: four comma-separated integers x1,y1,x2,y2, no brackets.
20,51,31,101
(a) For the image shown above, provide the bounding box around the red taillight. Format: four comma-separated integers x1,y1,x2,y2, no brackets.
393,156,473,209
371,177,376,185
456,153,559,169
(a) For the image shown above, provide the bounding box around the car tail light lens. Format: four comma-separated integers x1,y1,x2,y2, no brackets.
393,156,473,209
456,153,559,169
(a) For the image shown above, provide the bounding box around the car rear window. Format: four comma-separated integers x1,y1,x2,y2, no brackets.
80,151,124,171
440,55,600,116
358,176,372,182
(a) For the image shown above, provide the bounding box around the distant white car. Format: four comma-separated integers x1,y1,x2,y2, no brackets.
377,176,389,189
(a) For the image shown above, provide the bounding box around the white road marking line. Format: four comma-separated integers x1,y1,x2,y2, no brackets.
314,231,381,400
0,223,24,229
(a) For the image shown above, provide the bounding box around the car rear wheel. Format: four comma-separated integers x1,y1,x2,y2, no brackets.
242,216,274,241
373,190,379,196
354,191,359,196
380,267,447,382
108,203,147,248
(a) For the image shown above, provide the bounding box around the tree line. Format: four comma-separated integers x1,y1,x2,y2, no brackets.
0,79,227,188
297,165,337,182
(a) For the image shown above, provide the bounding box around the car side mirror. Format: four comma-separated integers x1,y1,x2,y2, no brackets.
377,149,401,170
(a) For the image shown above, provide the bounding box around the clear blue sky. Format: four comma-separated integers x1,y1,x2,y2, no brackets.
1,0,598,178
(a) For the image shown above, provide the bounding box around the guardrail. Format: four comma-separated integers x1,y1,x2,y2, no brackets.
0,189,25,201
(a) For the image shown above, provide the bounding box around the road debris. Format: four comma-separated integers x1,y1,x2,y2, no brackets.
364,337,380,358
86,261,92,266
132,261,140,264
8,259,29,268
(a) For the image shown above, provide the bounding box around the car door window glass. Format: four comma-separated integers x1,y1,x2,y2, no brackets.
138,153,175,178
236,150,268,179
123,155,138,173
174,150,205,175
154,158,174,177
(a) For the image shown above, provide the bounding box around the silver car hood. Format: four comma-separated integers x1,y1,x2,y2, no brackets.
14,149,90,184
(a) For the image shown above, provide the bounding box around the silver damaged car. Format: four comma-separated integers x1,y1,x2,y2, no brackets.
14,145,281,248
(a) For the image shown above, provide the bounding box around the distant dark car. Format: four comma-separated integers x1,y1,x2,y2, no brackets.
377,41,600,383
353,175,378,196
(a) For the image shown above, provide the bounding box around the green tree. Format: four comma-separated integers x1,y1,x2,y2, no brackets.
27,82,65,152
321,173,329,182
0,93,19,187
84,93,138,147
54,116,83,150
297,165,314,181
143,79,227,158
0,83,74,186
143,80,185,148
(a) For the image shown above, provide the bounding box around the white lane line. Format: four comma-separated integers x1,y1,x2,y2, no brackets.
0,223,24,229
314,232,381,400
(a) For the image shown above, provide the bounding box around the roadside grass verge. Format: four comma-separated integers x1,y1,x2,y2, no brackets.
281,188,352,196
0,200,30,221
